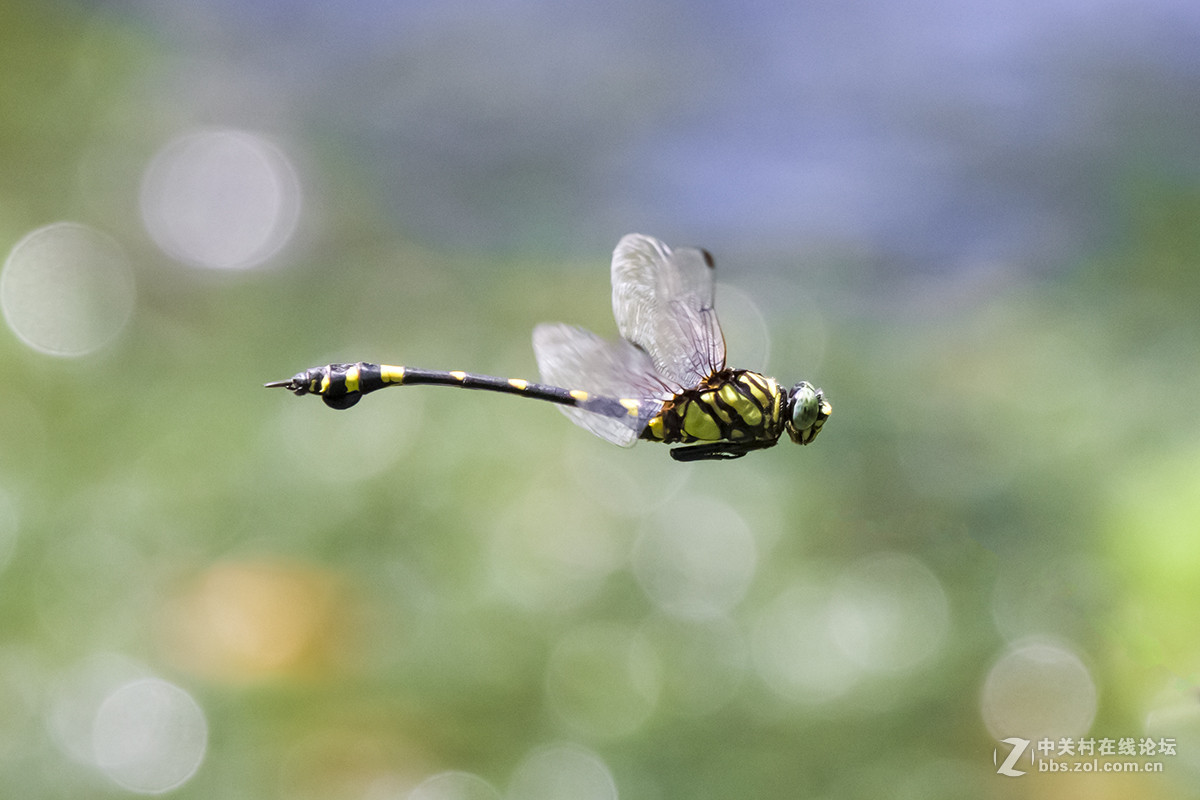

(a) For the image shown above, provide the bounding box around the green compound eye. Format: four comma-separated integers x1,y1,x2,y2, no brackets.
791,382,820,431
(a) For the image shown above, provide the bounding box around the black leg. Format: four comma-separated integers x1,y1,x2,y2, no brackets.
669,440,776,461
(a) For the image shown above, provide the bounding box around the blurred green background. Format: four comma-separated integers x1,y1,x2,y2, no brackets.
3,0,1200,798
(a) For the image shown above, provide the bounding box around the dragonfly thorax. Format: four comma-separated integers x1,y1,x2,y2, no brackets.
641,369,787,445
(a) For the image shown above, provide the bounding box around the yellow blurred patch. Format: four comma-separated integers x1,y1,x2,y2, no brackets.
162,560,345,681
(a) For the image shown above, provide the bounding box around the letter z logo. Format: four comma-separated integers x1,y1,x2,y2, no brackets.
994,737,1030,776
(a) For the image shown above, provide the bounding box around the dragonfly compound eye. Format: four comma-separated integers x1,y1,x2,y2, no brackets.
790,382,820,431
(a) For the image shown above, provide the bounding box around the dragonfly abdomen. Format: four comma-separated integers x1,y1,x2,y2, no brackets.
266,362,651,423
642,369,785,445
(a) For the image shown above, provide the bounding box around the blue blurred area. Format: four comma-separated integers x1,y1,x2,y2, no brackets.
107,0,1200,267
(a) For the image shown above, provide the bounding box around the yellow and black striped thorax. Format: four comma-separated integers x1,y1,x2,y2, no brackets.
641,369,786,445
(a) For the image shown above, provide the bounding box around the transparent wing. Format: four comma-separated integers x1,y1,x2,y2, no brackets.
611,233,726,388
533,323,670,446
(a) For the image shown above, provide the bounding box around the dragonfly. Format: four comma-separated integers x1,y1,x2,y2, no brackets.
267,233,830,461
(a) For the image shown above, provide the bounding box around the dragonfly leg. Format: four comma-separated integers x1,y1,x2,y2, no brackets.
668,440,777,462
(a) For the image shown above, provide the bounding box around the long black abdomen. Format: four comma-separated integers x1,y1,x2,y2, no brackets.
266,362,646,421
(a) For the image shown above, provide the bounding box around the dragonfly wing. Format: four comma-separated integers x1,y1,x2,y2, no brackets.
533,323,669,446
611,233,726,388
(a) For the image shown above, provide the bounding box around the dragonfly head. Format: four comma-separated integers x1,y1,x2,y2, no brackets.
784,382,831,445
